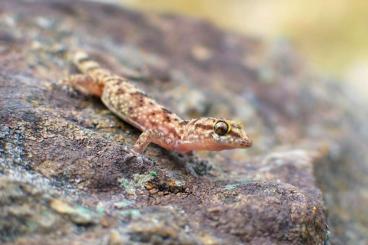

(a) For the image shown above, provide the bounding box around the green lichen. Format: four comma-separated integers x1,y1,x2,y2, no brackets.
69,206,96,225
96,202,105,214
118,178,136,195
224,179,253,190
118,172,156,195
149,170,158,178
119,209,141,218
224,183,240,191
114,199,135,209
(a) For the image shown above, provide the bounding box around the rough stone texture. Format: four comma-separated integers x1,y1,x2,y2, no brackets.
5,0,368,244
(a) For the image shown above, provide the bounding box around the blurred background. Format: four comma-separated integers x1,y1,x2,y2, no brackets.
120,0,368,102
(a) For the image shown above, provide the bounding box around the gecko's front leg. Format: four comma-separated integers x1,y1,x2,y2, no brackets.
133,129,176,153
122,129,172,166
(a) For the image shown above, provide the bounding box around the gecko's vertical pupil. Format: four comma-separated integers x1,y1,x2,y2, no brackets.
214,121,229,136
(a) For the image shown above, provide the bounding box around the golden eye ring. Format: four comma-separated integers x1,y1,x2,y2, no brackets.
214,120,231,136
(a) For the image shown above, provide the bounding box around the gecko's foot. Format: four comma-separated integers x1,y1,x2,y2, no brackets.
59,77,80,96
122,149,146,165
184,162,199,177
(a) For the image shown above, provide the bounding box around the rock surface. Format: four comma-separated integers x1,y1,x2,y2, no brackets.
4,0,367,244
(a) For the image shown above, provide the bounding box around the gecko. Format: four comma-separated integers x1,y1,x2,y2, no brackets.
63,51,252,154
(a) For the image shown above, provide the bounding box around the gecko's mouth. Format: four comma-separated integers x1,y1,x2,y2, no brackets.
200,138,253,151
240,138,252,148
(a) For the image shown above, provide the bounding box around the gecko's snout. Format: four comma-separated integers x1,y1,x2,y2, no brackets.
241,138,252,147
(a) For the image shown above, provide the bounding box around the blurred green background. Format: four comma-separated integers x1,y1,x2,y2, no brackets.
121,0,368,100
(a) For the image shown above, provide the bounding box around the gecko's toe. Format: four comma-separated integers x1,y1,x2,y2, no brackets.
136,155,145,165
122,151,137,163
122,149,147,166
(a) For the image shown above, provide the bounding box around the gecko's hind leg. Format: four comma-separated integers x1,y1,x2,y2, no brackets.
61,74,103,97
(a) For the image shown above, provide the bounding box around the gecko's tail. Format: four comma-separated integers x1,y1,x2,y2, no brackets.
72,51,102,75
62,51,107,97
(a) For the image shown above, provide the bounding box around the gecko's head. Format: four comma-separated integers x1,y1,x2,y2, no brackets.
183,118,252,152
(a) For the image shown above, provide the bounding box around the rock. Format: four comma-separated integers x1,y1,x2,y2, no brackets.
108,230,124,245
6,0,368,244
0,177,75,242
49,199,98,225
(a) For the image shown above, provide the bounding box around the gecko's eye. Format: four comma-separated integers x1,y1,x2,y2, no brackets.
214,120,230,136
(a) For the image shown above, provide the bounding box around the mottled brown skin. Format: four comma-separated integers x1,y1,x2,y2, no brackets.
63,51,252,153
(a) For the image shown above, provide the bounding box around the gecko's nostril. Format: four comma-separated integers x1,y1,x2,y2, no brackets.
241,138,252,147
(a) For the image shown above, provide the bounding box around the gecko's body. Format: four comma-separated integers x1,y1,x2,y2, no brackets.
64,51,252,153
